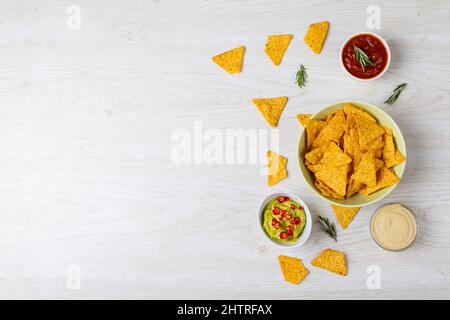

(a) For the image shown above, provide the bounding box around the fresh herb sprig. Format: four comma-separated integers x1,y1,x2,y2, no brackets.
295,65,308,88
353,46,373,70
384,83,407,106
318,216,337,242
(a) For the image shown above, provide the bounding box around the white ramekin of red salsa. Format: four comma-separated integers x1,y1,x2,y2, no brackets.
340,32,391,81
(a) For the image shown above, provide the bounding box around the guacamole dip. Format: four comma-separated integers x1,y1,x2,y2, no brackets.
262,196,306,243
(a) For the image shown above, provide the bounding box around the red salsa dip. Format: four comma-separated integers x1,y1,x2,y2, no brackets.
342,33,389,79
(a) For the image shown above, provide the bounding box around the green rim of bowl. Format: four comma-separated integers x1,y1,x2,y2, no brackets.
297,101,406,207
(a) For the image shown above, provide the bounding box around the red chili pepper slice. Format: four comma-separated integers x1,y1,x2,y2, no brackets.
272,207,280,215
279,232,288,239
290,204,296,210
287,225,293,236
285,213,293,220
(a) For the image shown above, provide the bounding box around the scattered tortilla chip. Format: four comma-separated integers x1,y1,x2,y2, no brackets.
332,205,360,229
353,113,385,147
265,34,293,65
311,249,347,276
267,150,287,186
359,167,401,195
296,114,312,127
312,109,346,148
252,96,288,128
343,103,376,123
212,46,245,74
315,164,348,197
303,21,329,54
320,142,352,167
383,128,406,168
278,255,309,285
305,119,325,150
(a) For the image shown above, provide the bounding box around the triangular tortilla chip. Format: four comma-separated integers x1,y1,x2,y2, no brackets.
267,150,287,186
252,96,288,128
305,119,325,151
353,113,385,147
353,152,379,187
265,34,293,65
343,103,376,123
278,255,309,285
346,175,363,198
359,167,401,195
296,114,312,127
315,164,348,197
212,46,245,74
311,249,347,276
315,179,345,199
332,205,360,229
320,142,352,167
382,128,406,168
312,109,346,148
305,144,328,164
303,21,329,54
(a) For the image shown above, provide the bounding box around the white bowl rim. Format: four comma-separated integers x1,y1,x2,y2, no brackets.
339,32,391,81
297,100,407,208
258,191,312,247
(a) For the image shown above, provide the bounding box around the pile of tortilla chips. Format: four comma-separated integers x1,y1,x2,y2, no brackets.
302,103,405,199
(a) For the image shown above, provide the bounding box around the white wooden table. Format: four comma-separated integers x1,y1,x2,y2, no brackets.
0,0,449,299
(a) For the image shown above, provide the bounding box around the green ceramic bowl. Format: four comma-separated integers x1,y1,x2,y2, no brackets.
297,101,406,207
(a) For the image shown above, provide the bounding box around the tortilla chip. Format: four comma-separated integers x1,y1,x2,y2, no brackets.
346,176,363,198
315,164,348,197
296,114,312,127
265,34,293,65
305,119,325,151
383,128,406,168
359,167,401,195
305,144,328,164
252,96,288,128
267,150,287,186
353,113,385,147
332,205,360,229
312,109,346,148
303,21,329,54
353,152,379,187
278,255,309,285
212,46,245,74
343,103,376,123
315,179,345,199
320,142,352,167
311,249,347,276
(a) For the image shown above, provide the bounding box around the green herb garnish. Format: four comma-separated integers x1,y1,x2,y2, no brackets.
354,46,373,70
384,83,407,106
295,65,308,88
318,216,337,242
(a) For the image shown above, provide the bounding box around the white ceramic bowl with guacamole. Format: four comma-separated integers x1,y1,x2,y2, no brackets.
258,192,312,247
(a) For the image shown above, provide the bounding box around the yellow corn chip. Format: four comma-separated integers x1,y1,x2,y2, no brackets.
212,46,245,74
315,179,345,199
332,205,360,229
265,34,293,65
311,249,347,276
353,152,379,187
278,255,309,285
353,113,385,147
315,164,348,197
267,150,287,186
320,142,352,167
383,128,406,168
343,103,376,123
303,21,329,54
253,96,288,128
346,176,363,198
313,109,346,148
305,144,328,164
305,119,325,151
359,167,401,195
296,114,312,127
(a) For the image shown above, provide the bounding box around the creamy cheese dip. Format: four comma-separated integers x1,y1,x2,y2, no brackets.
370,203,417,251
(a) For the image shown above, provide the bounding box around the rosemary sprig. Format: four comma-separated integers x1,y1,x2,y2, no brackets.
353,46,373,70
384,83,407,106
295,65,308,88
318,216,337,242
